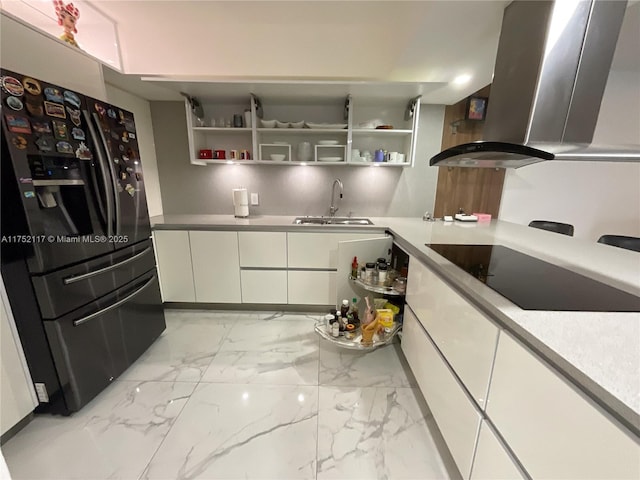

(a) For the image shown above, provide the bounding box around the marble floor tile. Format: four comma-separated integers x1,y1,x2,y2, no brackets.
141,383,318,480
3,381,196,480
317,386,456,480
319,341,417,387
119,311,237,382
201,349,319,385
218,314,319,354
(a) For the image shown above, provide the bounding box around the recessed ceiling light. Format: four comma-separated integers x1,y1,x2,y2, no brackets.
453,74,472,85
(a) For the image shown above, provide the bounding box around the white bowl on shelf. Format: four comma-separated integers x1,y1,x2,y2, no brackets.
290,120,305,128
275,120,289,128
317,140,339,145
261,119,277,128
318,156,343,162
270,154,286,161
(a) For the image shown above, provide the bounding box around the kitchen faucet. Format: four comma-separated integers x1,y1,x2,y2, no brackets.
329,178,343,216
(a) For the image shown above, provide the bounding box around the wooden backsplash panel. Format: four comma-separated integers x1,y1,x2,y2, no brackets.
434,85,506,218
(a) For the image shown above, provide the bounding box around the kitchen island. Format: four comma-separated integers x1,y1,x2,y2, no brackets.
151,215,640,466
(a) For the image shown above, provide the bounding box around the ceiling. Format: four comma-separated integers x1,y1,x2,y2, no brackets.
95,0,638,105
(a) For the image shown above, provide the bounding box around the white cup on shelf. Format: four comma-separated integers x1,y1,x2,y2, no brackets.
396,153,405,163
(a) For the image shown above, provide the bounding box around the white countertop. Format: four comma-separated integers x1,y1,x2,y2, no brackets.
151,214,640,433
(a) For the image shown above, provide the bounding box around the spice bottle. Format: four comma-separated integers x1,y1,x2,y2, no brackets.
378,264,388,285
350,298,359,325
331,321,339,337
340,299,350,318
351,257,358,278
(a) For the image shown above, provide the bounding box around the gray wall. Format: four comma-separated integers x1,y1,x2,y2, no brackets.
151,102,444,217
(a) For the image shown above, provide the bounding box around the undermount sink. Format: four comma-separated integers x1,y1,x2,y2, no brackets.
293,216,374,225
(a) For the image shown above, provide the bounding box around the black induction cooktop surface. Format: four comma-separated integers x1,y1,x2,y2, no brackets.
426,244,640,312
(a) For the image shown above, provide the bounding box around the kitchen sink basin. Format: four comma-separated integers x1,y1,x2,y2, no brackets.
293,216,374,225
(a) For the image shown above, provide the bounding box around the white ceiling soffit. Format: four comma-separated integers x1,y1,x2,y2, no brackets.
91,0,508,104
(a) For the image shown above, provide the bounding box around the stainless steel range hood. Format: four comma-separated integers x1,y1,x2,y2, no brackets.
430,0,640,168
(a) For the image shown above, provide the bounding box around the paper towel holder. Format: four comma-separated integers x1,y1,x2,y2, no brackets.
232,188,249,218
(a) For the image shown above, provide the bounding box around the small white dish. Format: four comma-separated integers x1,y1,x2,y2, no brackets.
260,119,277,128
317,140,339,145
270,154,286,161
290,120,305,128
318,156,343,162
275,120,289,128
306,122,347,129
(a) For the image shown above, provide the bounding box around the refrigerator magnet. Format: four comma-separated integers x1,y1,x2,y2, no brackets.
113,157,120,164
22,77,42,96
26,98,44,117
121,131,129,143
35,136,55,152
52,121,69,140
124,118,135,132
107,108,117,119
56,141,73,154
121,155,129,162
119,144,124,152
2,76,24,96
128,132,136,139
11,136,27,150
5,114,31,134
110,130,119,140
6,96,23,111
23,191,35,198
63,91,81,109
66,107,81,126
94,103,106,117
125,184,135,197
44,87,63,103
19,177,33,184
75,142,92,160
44,102,66,119
32,121,52,134
71,127,85,140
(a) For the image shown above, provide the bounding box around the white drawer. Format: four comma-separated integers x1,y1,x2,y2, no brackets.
238,232,287,267
240,270,287,304
287,271,335,305
402,307,481,479
287,232,384,269
406,257,498,409
470,420,525,480
488,333,640,479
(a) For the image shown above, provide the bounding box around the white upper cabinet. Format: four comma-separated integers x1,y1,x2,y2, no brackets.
184,91,421,167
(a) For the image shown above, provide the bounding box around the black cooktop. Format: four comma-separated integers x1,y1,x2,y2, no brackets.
426,244,640,312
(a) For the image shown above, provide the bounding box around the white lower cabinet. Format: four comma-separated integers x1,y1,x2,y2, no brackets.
240,270,287,304
1,277,38,436
152,230,195,302
406,257,498,409
470,421,525,480
487,333,640,480
288,271,336,305
288,232,383,269
189,231,241,302
402,307,481,479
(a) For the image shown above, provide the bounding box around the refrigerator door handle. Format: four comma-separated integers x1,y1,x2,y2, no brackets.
83,110,114,237
63,247,152,285
90,112,121,236
73,274,156,327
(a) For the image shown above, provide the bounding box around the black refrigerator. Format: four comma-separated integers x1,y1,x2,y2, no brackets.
0,69,166,415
